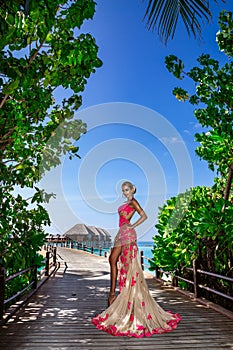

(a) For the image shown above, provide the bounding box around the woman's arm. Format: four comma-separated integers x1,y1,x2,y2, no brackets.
130,198,147,229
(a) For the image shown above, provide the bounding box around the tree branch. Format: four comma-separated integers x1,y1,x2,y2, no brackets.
222,161,233,212
0,94,9,109
28,36,48,66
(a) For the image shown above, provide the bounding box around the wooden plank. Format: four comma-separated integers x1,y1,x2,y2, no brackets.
0,247,233,350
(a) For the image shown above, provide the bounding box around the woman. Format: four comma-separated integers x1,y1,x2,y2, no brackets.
92,181,181,337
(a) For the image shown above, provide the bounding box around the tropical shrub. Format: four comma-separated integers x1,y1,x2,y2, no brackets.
0,0,102,302
151,11,233,309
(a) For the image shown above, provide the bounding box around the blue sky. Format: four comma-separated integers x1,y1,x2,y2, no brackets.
42,0,233,241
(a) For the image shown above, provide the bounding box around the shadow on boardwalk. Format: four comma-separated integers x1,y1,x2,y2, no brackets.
0,247,233,350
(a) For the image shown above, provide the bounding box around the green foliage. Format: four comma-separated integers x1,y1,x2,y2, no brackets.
152,11,233,306
216,10,233,57
165,11,233,176
5,269,36,305
165,55,184,79
0,0,102,301
151,186,233,276
150,189,196,272
0,190,50,267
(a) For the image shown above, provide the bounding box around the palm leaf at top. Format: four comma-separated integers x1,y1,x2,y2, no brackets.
143,0,221,44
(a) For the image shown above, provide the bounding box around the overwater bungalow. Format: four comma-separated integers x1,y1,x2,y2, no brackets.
64,224,112,248
96,227,112,248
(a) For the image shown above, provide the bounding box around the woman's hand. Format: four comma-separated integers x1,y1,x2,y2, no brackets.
126,223,135,230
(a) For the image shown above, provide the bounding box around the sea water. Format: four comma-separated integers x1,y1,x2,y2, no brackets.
137,241,155,274
93,241,155,275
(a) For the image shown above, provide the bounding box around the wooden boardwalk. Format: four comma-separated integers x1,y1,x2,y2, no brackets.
0,247,233,350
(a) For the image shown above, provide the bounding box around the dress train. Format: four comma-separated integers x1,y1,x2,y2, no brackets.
92,241,181,337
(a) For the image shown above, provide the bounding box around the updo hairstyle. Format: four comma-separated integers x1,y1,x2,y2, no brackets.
122,181,136,194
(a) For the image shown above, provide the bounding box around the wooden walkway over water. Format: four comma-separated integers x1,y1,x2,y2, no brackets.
0,247,233,350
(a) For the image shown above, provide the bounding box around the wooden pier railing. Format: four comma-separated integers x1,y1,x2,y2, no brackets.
47,242,109,258
0,246,58,323
140,252,233,311
41,245,58,277
75,243,108,257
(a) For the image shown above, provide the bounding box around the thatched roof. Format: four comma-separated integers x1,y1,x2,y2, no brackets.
89,226,104,240
87,226,100,237
62,224,112,244
97,227,112,240
65,224,93,242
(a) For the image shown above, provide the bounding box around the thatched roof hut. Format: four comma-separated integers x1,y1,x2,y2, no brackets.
96,227,112,247
45,224,112,248
87,226,100,239
64,224,112,248
65,224,93,243
97,228,112,240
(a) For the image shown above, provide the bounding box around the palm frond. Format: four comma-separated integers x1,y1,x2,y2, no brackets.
143,0,219,44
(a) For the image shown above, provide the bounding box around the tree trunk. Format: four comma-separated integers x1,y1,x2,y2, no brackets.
222,162,233,212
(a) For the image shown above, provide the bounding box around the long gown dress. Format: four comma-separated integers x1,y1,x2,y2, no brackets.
92,202,181,337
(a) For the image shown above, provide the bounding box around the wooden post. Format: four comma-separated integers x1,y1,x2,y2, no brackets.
193,259,200,298
155,266,160,279
53,247,57,266
172,273,178,287
32,266,37,289
0,267,6,320
140,251,144,271
45,251,50,276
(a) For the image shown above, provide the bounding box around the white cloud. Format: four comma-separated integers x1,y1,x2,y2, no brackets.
159,136,184,144
189,121,202,129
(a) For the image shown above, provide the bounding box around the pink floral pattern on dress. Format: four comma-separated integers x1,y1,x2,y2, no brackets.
131,276,136,287
137,324,146,331
130,314,134,322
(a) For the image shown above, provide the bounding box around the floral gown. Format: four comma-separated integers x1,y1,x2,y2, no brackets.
92,202,181,337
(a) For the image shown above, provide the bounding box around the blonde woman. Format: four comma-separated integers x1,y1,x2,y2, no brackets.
92,181,181,337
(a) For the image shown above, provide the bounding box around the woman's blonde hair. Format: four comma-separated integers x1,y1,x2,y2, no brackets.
122,181,136,194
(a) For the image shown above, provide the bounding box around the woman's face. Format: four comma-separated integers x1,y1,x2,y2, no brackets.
122,185,133,200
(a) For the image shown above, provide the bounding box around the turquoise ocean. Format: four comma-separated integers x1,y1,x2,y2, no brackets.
137,241,154,273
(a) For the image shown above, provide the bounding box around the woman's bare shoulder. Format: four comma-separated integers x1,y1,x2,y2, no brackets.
130,198,143,212
131,197,139,205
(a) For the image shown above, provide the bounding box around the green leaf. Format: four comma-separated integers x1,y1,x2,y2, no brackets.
2,78,20,94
